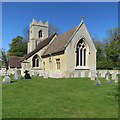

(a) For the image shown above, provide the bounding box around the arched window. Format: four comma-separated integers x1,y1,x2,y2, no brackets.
32,55,39,67
76,39,86,67
38,30,42,38
56,59,60,70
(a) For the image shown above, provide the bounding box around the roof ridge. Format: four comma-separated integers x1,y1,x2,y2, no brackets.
57,25,79,37
63,21,84,50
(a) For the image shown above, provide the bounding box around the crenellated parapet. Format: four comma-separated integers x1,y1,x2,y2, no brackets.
30,18,48,28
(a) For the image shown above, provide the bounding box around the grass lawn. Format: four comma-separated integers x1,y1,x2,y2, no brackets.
2,76,119,118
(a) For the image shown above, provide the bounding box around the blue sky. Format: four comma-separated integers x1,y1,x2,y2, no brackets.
2,2,118,51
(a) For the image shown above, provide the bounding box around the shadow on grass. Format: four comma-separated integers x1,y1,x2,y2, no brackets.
10,80,17,83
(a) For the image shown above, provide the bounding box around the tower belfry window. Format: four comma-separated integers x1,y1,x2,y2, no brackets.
38,30,42,38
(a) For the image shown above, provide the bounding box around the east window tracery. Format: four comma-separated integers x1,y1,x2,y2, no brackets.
76,39,86,67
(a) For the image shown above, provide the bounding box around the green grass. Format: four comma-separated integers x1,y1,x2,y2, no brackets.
2,76,119,118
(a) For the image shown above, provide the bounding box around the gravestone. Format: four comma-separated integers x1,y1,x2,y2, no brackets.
98,72,101,77
81,71,85,77
18,70,21,78
91,70,95,80
100,71,105,78
8,73,11,76
14,68,19,80
1,65,6,76
65,72,70,78
106,73,109,80
52,70,62,78
115,76,118,83
105,71,112,84
112,72,116,80
29,70,32,76
24,70,31,79
71,74,74,78
34,72,38,76
74,71,79,78
44,71,48,78
94,71,102,86
38,70,42,77
2,73,11,83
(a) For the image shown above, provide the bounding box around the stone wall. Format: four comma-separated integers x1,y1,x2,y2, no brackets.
96,70,120,77
65,69,91,78
42,53,65,78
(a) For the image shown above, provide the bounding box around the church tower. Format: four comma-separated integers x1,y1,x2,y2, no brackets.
27,18,48,53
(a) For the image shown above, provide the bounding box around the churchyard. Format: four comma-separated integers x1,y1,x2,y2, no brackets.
2,74,119,118
1,2,119,119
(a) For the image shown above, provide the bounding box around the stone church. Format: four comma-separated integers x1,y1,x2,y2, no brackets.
9,18,96,78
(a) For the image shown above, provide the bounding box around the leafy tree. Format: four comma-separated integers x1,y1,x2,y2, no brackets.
93,28,120,70
95,41,106,69
104,28,120,69
92,34,106,69
7,36,27,57
0,48,8,69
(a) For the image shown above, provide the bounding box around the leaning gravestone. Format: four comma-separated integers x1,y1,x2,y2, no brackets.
112,72,116,80
94,71,102,86
34,72,39,76
44,71,48,78
105,71,112,84
115,76,118,83
2,73,11,83
14,68,19,80
24,70,31,79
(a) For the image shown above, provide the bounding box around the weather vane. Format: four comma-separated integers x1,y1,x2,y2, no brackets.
81,16,84,21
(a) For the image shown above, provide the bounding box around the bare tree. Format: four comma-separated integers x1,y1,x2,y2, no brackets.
23,26,29,42
43,20,60,35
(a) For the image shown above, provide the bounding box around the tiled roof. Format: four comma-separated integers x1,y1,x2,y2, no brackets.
9,56,24,68
42,25,79,57
21,32,57,61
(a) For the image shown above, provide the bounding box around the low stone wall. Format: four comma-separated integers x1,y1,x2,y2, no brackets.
1,68,120,78
96,70,120,77
65,70,92,78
